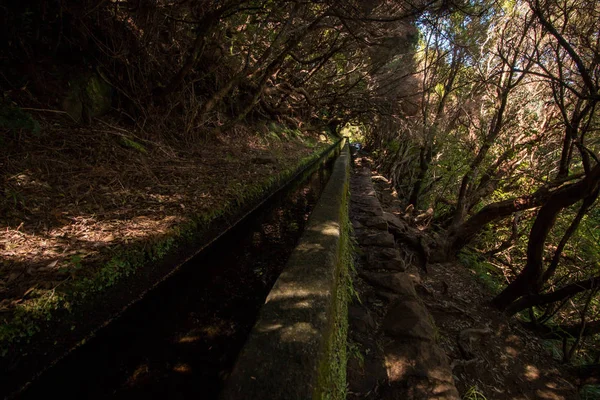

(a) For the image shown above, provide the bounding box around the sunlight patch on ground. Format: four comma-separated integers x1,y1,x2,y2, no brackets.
280,322,318,343
1,132,329,317
504,346,518,357
307,221,340,237
524,364,540,381
127,363,149,385
173,363,192,374
177,335,201,344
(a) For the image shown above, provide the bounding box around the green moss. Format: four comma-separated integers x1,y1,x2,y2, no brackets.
62,73,112,122
580,385,600,400
85,74,112,117
119,136,147,153
314,149,350,400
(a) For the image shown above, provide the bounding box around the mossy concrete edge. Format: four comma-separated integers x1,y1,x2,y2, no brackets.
222,143,350,400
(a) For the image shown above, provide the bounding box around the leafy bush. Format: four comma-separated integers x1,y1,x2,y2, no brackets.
0,101,40,135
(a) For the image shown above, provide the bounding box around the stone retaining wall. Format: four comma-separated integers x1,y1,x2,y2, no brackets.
347,164,459,400
222,143,351,400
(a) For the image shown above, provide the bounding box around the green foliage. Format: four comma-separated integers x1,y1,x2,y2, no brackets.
340,124,364,143
386,139,401,154
458,249,503,294
541,339,563,361
0,101,40,135
62,73,113,122
463,386,487,400
119,136,147,153
581,385,600,400
347,340,364,369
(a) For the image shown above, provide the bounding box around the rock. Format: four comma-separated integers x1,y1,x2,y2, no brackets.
404,265,422,285
382,341,459,400
62,73,112,123
348,305,376,333
356,206,384,217
380,376,460,400
354,216,388,230
364,251,405,271
362,189,378,197
359,272,417,298
383,211,407,233
347,353,388,397
360,232,395,247
367,247,400,260
374,290,400,303
364,259,406,272
351,196,380,208
382,299,435,341
351,220,364,229
85,74,112,117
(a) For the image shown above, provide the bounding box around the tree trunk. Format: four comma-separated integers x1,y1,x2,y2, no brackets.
409,144,432,208
504,275,600,315
492,165,600,310
158,6,234,98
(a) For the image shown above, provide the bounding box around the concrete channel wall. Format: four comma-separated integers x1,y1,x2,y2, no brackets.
222,143,350,400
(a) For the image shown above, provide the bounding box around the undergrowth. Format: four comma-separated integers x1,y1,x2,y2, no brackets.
581,385,600,400
462,385,487,400
458,249,503,294
0,137,339,357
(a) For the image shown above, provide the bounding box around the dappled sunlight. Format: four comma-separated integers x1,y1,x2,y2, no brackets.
267,287,328,302
524,364,540,381
385,351,455,387
293,242,326,252
307,221,340,237
126,363,150,385
256,322,283,333
279,322,319,344
287,298,315,309
385,354,412,381
413,256,578,399
0,130,330,317
173,363,193,375
1,213,184,282
177,335,201,344
503,345,518,357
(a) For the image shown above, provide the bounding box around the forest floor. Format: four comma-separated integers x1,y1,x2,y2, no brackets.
0,113,332,339
368,161,579,400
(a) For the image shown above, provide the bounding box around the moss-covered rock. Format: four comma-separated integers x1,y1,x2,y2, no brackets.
62,73,112,122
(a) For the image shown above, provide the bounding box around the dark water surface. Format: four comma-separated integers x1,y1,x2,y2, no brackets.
17,151,337,400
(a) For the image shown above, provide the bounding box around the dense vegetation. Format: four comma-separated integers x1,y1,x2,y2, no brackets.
1,0,599,393
0,0,427,137
367,0,600,376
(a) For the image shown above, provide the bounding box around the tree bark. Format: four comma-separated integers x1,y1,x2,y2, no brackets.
158,5,237,98
505,275,600,315
409,144,432,208
492,164,600,310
